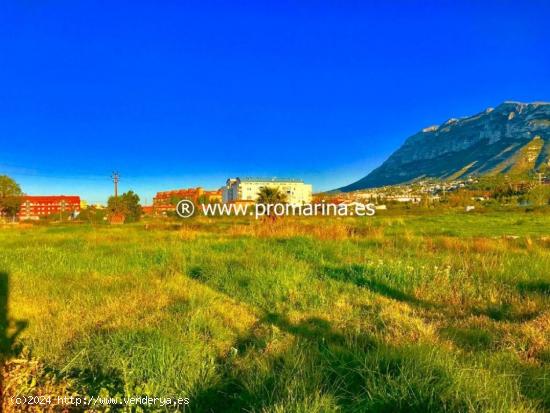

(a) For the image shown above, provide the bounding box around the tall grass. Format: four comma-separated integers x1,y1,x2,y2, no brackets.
1,211,549,412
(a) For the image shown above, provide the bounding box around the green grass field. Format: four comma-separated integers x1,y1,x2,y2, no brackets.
2,210,550,412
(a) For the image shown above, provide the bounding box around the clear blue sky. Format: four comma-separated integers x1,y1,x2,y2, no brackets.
1,1,549,203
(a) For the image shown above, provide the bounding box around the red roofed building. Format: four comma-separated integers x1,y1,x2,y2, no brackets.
153,187,222,214
18,195,81,220
141,205,154,215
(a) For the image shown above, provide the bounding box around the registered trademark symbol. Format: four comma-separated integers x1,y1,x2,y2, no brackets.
176,199,195,218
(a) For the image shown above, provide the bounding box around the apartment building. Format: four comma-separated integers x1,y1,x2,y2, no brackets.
153,187,222,214
17,195,81,220
222,177,312,204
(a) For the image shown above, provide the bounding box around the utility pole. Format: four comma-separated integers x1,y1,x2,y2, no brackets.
537,172,543,186
112,172,120,198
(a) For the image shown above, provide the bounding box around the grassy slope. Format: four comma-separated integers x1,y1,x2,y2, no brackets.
489,137,544,176
1,211,549,412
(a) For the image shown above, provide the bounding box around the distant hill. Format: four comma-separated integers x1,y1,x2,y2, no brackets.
339,101,550,192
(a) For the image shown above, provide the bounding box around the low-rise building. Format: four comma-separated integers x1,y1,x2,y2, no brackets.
141,205,154,215
222,177,312,204
18,195,81,220
204,189,223,204
153,187,222,214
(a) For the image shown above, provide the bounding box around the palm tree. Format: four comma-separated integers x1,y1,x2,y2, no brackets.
256,186,288,204
256,186,288,221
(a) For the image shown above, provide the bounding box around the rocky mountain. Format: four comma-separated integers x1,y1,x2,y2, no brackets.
339,101,550,192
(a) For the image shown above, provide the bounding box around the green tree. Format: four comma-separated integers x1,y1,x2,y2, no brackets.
78,206,107,224
256,186,288,204
256,186,288,221
170,195,184,206
107,190,142,223
0,175,23,220
197,194,219,205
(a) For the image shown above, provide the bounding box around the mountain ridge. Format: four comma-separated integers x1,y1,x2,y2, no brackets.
339,101,550,192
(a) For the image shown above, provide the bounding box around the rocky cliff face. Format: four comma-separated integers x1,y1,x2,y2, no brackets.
340,101,550,191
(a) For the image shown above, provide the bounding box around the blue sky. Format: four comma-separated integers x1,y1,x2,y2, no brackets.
1,1,549,203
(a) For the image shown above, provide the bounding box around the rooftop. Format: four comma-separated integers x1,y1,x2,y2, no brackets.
238,177,304,183
21,195,80,200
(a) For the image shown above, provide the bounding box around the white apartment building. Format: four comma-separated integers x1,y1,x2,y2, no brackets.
222,177,312,204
